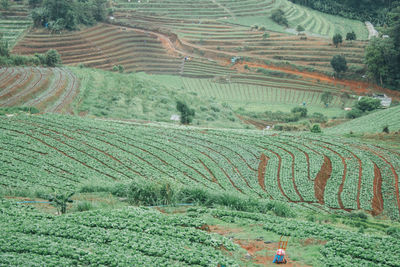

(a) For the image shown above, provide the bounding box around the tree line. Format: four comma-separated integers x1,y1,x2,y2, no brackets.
30,0,109,31
288,0,396,25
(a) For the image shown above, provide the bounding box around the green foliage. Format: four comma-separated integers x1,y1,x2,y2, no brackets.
271,9,288,27
31,0,108,30
309,112,327,123
356,97,381,112
296,24,305,32
176,100,195,124
112,65,124,73
45,49,61,67
332,33,343,48
0,35,9,58
291,107,308,117
331,55,348,75
0,0,10,10
0,106,39,116
321,92,334,107
346,31,356,41
310,124,322,133
346,108,363,119
288,0,392,26
47,190,74,214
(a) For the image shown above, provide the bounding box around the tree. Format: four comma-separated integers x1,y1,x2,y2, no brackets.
365,37,396,86
296,25,305,32
310,124,322,133
346,31,356,41
332,33,343,48
0,0,10,10
48,190,74,214
176,101,195,124
340,92,350,107
321,92,333,107
291,107,307,117
0,34,9,58
45,49,61,67
331,55,348,76
271,9,289,27
356,97,381,112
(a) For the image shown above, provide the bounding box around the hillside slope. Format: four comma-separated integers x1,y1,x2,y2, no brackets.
326,106,400,134
1,114,399,220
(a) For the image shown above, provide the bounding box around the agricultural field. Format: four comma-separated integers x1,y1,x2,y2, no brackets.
326,105,400,135
1,114,399,220
0,67,78,113
0,1,31,47
112,0,368,39
12,23,182,74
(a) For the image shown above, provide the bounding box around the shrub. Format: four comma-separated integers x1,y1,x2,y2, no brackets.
309,112,327,123
356,97,381,112
346,108,363,119
176,100,195,124
76,201,93,212
291,107,307,117
310,124,322,133
333,33,343,47
45,49,62,67
296,25,305,32
271,9,288,27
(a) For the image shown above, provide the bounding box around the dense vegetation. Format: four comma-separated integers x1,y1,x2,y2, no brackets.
288,0,394,25
30,0,108,31
365,5,400,90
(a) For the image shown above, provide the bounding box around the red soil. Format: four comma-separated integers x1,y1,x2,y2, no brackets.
258,153,268,191
314,156,332,205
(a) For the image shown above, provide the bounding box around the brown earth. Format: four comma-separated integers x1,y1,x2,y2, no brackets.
314,156,332,205
258,153,268,191
371,163,384,215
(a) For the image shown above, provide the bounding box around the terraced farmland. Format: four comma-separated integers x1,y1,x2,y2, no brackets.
0,67,78,113
1,114,399,220
326,105,400,134
0,2,31,47
114,11,366,74
12,24,181,74
112,0,368,38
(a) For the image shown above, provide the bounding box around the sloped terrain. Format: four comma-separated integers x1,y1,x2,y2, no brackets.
1,114,399,220
0,67,78,113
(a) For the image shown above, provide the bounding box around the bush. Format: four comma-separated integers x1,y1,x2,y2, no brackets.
291,107,307,117
296,25,305,32
309,112,327,123
176,100,195,124
310,124,322,133
45,49,62,67
346,108,363,119
76,201,93,212
271,9,288,27
356,97,381,112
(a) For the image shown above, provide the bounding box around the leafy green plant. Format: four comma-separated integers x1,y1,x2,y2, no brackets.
48,190,75,214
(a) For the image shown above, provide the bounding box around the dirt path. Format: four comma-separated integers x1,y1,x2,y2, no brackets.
258,153,268,192
365,22,379,40
110,23,400,99
314,156,332,205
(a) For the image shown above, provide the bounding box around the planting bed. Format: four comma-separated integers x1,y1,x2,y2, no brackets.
1,114,399,220
0,67,79,112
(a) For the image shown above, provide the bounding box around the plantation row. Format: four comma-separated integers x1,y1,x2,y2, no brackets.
326,105,400,134
0,67,78,113
0,114,399,219
180,76,344,107
114,11,366,74
0,200,239,266
0,2,31,48
189,207,400,266
112,0,368,38
12,24,181,74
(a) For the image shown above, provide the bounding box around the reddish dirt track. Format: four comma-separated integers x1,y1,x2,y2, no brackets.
314,156,332,205
258,153,268,191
